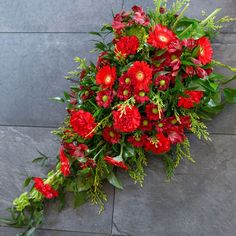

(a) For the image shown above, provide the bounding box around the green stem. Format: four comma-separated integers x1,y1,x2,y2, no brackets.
200,8,222,25
179,24,192,37
172,4,189,30
220,75,236,85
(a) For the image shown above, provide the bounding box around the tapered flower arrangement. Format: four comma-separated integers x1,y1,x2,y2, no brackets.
2,0,236,235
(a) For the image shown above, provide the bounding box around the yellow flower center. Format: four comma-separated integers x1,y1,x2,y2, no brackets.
139,91,145,97
159,35,168,42
105,75,112,84
125,78,131,84
123,90,129,96
136,71,144,81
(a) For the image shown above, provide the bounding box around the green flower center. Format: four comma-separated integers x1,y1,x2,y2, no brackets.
171,119,177,125
159,80,166,86
102,95,108,102
158,123,164,127
143,120,148,126
139,91,145,97
125,78,131,84
135,137,141,141
84,90,89,96
109,131,115,138
123,90,129,96
152,108,158,114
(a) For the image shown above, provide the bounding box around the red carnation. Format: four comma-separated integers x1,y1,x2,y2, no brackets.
117,85,132,101
102,126,121,144
115,36,139,58
96,65,117,89
139,117,153,131
104,156,129,170
128,61,152,91
178,90,204,109
59,147,70,176
144,133,171,154
197,37,213,65
147,24,177,49
113,105,141,133
145,103,163,121
33,178,58,199
154,74,171,91
70,110,97,139
127,134,147,148
96,90,113,108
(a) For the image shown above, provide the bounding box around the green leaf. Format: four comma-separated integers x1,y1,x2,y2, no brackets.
23,177,32,188
50,97,65,103
224,88,236,103
73,191,88,208
107,172,123,190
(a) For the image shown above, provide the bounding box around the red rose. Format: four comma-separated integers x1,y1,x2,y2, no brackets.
102,126,121,144
113,105,141,133
96,90,113,108
197,37,213,65
96,65,117,89
70,110,97,139
178,90,204,109
104,156,129,170
145,103,163,121
59,146,70,176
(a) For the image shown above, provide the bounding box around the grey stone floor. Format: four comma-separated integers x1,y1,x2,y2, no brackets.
0,1,235,235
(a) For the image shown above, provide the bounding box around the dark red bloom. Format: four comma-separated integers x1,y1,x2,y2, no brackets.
115,36,139,58
59,147,70,176
128,61,152,91
96,90,113,108
145,103,163,121
168,39,182,53
104,156,129,170
113,105,141,133
134,90,149,103
70,110,97,139
197,37,213,65
178,90,204,109
96,52,110,69
96,65,117,89
33,178,58,199
182,38,196,50
117,85,132,101
119,73,132,87
196,67,208,79
179,116,191,129
80,86,94,101
79,158,96,170
63,142,88,158
166,126,186,144
185,66,195,77
139,117,153,131
127,134,148,148
155,118,171,133
154,74,171,91
144,133,171,154
132,5,150,26
147,24,177,49
102,126,121,144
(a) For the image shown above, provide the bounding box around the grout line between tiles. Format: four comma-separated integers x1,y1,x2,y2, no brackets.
111,186,116,235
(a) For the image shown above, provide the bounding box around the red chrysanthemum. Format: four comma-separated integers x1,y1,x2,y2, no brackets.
104,156,129,170
145,103,163,121
144,133,171,154
117,85,132,101
102,126,121,144
96,65,117,89
33,178,58,199
139,117,153,131
96,90,113,108
127,134,147,148
113,105,141,133
154,74,172,91
197,37,213,65
70,110,97,139
59,147,70,176
147,24,177,49
128,61,153,91
178,90,204,109
115,36,139,58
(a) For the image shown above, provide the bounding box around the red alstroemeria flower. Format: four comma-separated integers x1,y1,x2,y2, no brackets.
127,134,148,148
147,24,177,49
113,105,141,133
104,156,129,170
59,146,70,176
182,38,197,50
33,178,58,199
79,158,96,170
102,126,121,144
139,117,153,131
63,142,88,158
144,133,171,154
154,74,171,91
115,36,139,58
128,61,153,91
117,85,132,101
197,37,213,65
185,66,195,77
145,103,163,121
132,5,150,26
178,90,204,109
134,90,149,103
196,67,208,79
96,65,117,89
166,126,186,144
70,110,97,139
96,90,113,108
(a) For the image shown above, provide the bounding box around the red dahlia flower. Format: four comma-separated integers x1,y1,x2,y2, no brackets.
96,90,113,108
115,36,139,58
96,65,117,89
33,178,58,199
154,74,171,91
145,103,163,121
178,90,204,109
128,61,153,91
197,37,213,65
59,147,70,176
147,24,177,49
113,105,141,133
144,133,171,154
104,156,129,170
70,110,97,139
127,134,147,148
102,126,121,144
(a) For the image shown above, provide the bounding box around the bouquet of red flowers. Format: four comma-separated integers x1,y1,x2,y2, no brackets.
3,0,236,235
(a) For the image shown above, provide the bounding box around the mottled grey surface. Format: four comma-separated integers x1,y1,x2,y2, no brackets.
0,0,236,236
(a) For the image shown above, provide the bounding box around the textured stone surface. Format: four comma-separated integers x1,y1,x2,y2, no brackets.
112,135,236,236
0,0,122,32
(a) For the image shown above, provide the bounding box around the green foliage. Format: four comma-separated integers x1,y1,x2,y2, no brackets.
13,193,30,212
107,172,123,189
162,155,175,179
224,88,236,104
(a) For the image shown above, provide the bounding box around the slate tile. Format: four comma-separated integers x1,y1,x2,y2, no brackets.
0,0,122,32
123,0,236,33
0,126,114,234
112,135,236,236
0,33,97,127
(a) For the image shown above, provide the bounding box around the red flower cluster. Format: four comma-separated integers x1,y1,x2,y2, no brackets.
178,90,204,109
104,156,129,170
59,147,70,176
33,178,58,199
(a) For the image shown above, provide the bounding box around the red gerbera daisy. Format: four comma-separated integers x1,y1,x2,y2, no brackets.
147,24,177,49
113,105,141,133
96,65,117,89
145,103,163,121
70,110,97,139
197,37,213,65
59,146,70,176
104,156,129,170
128,61,153,91
115,36,139,58
102,126,121,144
178,90,204,109
96,90,113,108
